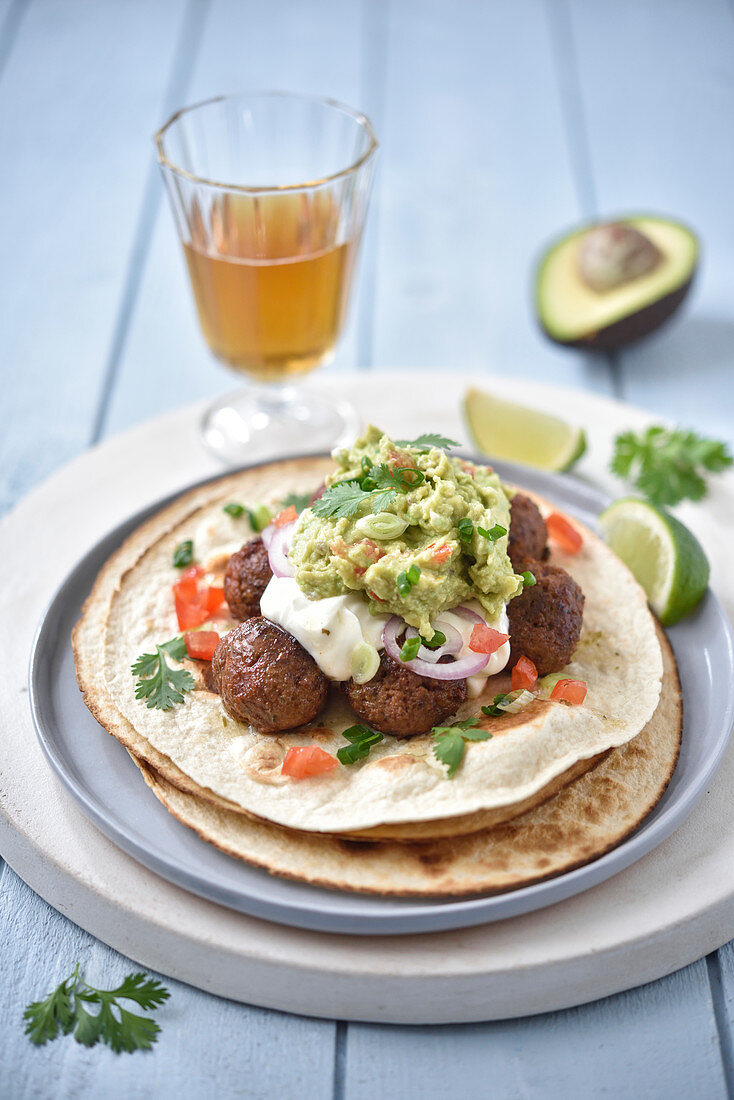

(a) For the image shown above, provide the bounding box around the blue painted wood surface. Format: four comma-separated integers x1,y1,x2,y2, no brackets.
2,0,733,1096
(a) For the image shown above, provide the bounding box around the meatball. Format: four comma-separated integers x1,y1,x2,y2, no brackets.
508,559,584,676
211,617,328,733
344,651,467,738
224,538,272,621
508,493,548,570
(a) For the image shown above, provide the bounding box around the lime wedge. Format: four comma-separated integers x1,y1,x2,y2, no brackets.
599,497,710,625
463,387,586,471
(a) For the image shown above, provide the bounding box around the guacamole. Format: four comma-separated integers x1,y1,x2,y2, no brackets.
289,426,522,637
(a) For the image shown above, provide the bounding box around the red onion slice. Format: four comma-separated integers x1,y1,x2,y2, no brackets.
382,616,489,680
451,604,486,624
405,621,463,664
264,520,297,578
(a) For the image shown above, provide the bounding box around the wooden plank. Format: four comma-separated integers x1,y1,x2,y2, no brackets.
344,960,727,1099
0,863,336,1099
369,0,615,395
566,0,734,442
102,0,370,437
0,0,190,513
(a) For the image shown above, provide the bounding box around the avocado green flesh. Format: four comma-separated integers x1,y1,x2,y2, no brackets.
537,216,698,343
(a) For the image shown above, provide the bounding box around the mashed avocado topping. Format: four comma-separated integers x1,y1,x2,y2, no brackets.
288,426,522,636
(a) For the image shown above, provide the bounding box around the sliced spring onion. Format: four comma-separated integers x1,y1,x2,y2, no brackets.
400,636,422,662
457,518,474,542
521,570,537,587
355,513,410,540
407,564,421,585
350,642,380,684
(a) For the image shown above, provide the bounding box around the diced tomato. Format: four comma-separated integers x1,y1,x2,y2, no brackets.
427,540,452,564
174,591,209,630
460,460,476,475
274,505,298,528
183,631,220,661
551,679,587,705
353,566,366,577
172,564,204,602
368,589,386,602
469,624,510,655
360,538,385,563
206,586,226,614
512,655,538,691
547,513,583,555
281,745,339,779
388,449,414,469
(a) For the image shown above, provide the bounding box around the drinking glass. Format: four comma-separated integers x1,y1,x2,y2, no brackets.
155,92,378,463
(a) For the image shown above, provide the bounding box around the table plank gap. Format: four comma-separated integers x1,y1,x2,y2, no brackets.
91,0,211,444
355,0,389,372
333,1018,348,1100
343,959,728,1100
0,867,337,1100
0,0,29,87
566,0,734,441
708,950,734,1096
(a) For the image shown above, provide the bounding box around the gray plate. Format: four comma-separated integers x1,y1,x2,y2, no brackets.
29,457,734,936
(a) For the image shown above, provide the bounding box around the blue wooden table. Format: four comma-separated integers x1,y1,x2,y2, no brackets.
2,0,734,1095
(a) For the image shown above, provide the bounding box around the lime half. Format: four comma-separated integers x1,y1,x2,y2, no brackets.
599,497,710,625
464,387,586,471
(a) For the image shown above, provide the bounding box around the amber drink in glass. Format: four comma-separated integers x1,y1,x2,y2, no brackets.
155,93,377,462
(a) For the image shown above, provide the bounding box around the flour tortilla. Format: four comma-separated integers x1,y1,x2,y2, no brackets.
73,455,666,837
129,625,681,897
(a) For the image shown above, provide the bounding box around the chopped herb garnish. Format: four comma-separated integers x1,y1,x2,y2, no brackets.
407,564,421,585
172,540,193,568
394,433,460,452
396,570,412,597
611,425,733,506
223,503,272,530
337,724,384,765
479,523,507,541
421,629,446,649
399,636,422,662
23,964,169,1053
431,717,493,778
223,503,245,518
131,636,195,711
457,518,474,542
279,491,312,514
521,570,537,587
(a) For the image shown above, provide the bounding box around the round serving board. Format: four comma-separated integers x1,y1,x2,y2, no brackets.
2,371,734,1023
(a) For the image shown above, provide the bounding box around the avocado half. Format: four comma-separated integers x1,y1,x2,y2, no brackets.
536,215,698,350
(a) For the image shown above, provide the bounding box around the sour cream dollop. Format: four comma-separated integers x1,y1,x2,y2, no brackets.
260,577,389,682
260,579,510,695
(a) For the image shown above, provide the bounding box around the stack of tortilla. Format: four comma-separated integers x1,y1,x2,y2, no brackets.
73,456,682,897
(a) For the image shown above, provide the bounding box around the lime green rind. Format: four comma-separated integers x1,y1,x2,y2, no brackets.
599,497,710,626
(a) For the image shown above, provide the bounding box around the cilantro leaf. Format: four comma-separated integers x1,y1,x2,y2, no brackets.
24,966,170,1054
132,636,194,711
280,491,312,513
23,975,76,1045
311,480,368,519
610,425,733,506
431,717,492,777
394,433,460,452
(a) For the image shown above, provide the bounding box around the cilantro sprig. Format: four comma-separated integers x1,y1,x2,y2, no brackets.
611,425,733,507
312,460,425,521
337,724,384,765
132,636,194,711
280,491,313,513
172,540,193,568
431,717,492,778
23,964,170,1053
394,433,460,452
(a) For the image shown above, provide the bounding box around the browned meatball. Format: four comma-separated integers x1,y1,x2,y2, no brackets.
508,559,584,676
211,617,328,733
344,651,467,738
508,494,548,570
224,538,272,621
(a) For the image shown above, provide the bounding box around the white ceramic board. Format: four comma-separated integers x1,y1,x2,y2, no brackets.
2,371,734,1024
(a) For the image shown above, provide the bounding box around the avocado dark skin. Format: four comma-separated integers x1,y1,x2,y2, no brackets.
553,277,695,351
